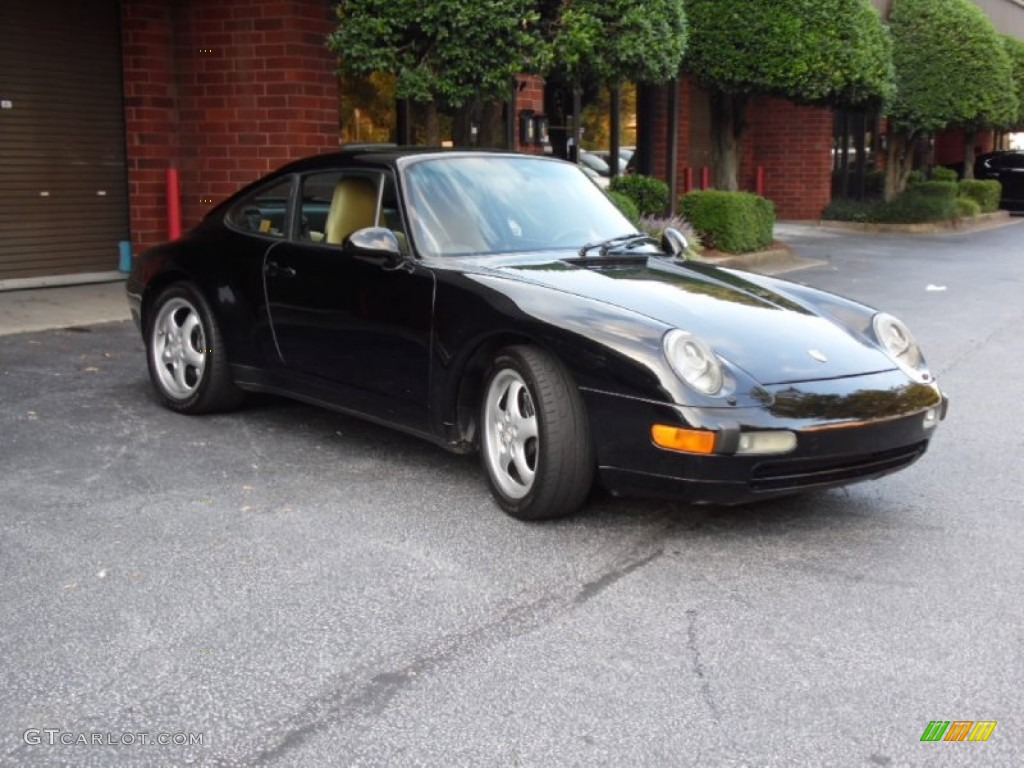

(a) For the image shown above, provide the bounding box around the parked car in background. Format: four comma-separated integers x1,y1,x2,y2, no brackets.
592,147,634,171
973,151,1024,212
578,150,611,183
127,147,947,521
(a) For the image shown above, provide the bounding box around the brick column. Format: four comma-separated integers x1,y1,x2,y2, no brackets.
749,97,833,220
122,0,339,253
515,75,546,154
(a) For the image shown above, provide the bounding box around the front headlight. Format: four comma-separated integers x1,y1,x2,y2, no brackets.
664,329,723,395
873,313,928,380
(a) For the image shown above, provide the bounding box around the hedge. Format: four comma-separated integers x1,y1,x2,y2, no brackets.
957,179,1001,212
606,190,640,222
931,166,958,183
955,196,981,218
608,174,669,217
679,190,775,253
823,181,959,223
875,181,958,223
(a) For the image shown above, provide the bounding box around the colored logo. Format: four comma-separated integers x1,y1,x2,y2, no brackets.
920,721,997,742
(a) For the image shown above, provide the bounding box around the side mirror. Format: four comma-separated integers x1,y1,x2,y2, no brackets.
661,227,689,260
344,227,404,268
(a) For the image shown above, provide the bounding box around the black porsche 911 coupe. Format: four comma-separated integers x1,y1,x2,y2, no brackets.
126,147,947,520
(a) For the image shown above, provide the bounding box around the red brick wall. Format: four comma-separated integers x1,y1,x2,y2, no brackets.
515,75,545,154
648,83,833,220
748,96,833,220
933,128,993,167
122,0,339,253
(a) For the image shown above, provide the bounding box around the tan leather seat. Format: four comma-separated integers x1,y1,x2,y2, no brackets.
325,177,378,245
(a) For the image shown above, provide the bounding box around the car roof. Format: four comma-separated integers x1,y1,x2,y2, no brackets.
273,145,528,175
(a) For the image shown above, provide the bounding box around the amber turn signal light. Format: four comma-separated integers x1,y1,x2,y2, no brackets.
651,424,717,454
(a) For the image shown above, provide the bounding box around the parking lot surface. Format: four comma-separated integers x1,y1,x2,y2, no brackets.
2,221,1023,766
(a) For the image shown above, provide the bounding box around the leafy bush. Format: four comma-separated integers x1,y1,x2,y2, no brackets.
824,182,961,223
957,179,1002,212
821,198,878,222
906,170,925,186
609,174,669,217
931,166,958,182
874,181,958,223
865,169,886,199
606,190,640,222
680,190,775,253
955,196,981,218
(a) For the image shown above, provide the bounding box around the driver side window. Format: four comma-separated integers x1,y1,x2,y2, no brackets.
297,171,378,246
226,178,293,237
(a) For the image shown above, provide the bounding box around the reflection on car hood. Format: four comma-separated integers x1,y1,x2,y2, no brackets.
473,253,894,384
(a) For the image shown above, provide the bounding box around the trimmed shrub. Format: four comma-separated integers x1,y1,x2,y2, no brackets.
822,198,878,222
957,179,1001,212
609,174,669,216
955,196,981,218
931,166,958,182
823,182,959,224
606,190,640,222
875,181,958,223
680,190,775,253
906,170,925,186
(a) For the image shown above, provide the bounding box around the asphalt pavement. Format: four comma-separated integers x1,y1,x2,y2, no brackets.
1,221,1022,767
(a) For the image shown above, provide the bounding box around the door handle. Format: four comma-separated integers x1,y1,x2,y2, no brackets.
265,260,296,278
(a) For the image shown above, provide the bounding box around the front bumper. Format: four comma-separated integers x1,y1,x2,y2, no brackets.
583,370,947,504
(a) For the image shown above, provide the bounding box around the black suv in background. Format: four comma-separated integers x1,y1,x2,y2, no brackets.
974,150,1024,212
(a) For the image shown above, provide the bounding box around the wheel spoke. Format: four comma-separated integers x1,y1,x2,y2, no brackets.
182,343,205,368
181,311,202,346
513,407,538,442
172,359,190,391
511,447,535,487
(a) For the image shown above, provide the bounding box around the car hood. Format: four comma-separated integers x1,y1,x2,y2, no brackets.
472,254,894,385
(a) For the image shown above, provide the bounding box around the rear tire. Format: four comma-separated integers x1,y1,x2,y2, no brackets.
480,346,594,520
145,282,244,414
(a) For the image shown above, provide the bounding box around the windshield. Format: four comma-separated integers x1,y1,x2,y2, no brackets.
401,155,637,258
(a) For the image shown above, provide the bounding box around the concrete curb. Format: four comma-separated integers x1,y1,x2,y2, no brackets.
817,210,1016,235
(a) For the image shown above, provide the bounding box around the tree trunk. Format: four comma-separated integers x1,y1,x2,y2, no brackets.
883,127,918,201
479,101,504,148
451,107,469,147
962,128,977,180
709,91,748,191
423,101,440,146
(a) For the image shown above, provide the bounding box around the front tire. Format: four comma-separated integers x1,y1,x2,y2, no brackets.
145,282,243,414
480,346,594,520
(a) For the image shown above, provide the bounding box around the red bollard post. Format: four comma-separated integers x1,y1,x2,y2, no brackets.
756,165,765,196
700,167,710,190
166,167,182,240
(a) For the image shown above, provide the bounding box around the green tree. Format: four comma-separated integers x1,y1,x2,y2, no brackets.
683,0,893,191
1003,35,1024,130
545,1,687,169
549,0,687,87
329,0,548,145
886,0,1018,194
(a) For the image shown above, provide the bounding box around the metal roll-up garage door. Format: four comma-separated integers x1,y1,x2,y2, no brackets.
0,0,128,281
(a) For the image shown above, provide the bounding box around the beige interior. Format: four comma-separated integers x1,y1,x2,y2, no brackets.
325,177,378,245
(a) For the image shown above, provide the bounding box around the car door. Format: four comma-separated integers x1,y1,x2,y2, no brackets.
263,168,435,429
